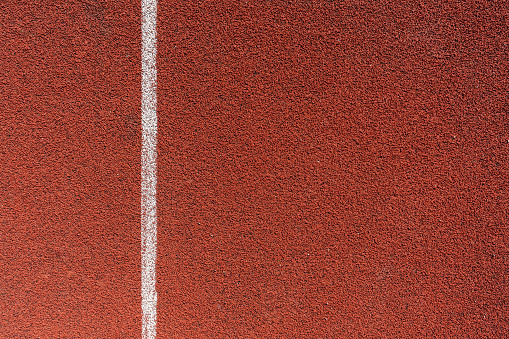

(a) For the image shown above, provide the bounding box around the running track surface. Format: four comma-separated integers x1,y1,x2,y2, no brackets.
1,1,508,338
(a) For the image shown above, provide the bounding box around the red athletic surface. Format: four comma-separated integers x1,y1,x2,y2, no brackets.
1,1,508,338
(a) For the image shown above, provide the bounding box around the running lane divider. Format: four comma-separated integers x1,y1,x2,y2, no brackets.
141,0,158,338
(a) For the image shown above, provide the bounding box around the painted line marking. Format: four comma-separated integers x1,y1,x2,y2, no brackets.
141,0,158,338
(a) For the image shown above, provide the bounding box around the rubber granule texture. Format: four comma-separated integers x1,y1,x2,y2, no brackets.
1,0,508,338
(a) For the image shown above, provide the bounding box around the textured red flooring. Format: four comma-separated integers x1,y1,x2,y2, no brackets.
1,0,509,338
1,0,142,337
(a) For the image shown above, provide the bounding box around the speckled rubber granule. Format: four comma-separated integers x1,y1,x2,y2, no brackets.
1,1,508,338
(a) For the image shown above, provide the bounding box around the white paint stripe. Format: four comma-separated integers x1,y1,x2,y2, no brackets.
141,0,158,338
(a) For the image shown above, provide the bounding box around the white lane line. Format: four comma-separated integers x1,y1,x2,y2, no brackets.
141,0,158,338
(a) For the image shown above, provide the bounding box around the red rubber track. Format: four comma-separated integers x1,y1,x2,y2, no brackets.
1,0,509,338
1,0,141,337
